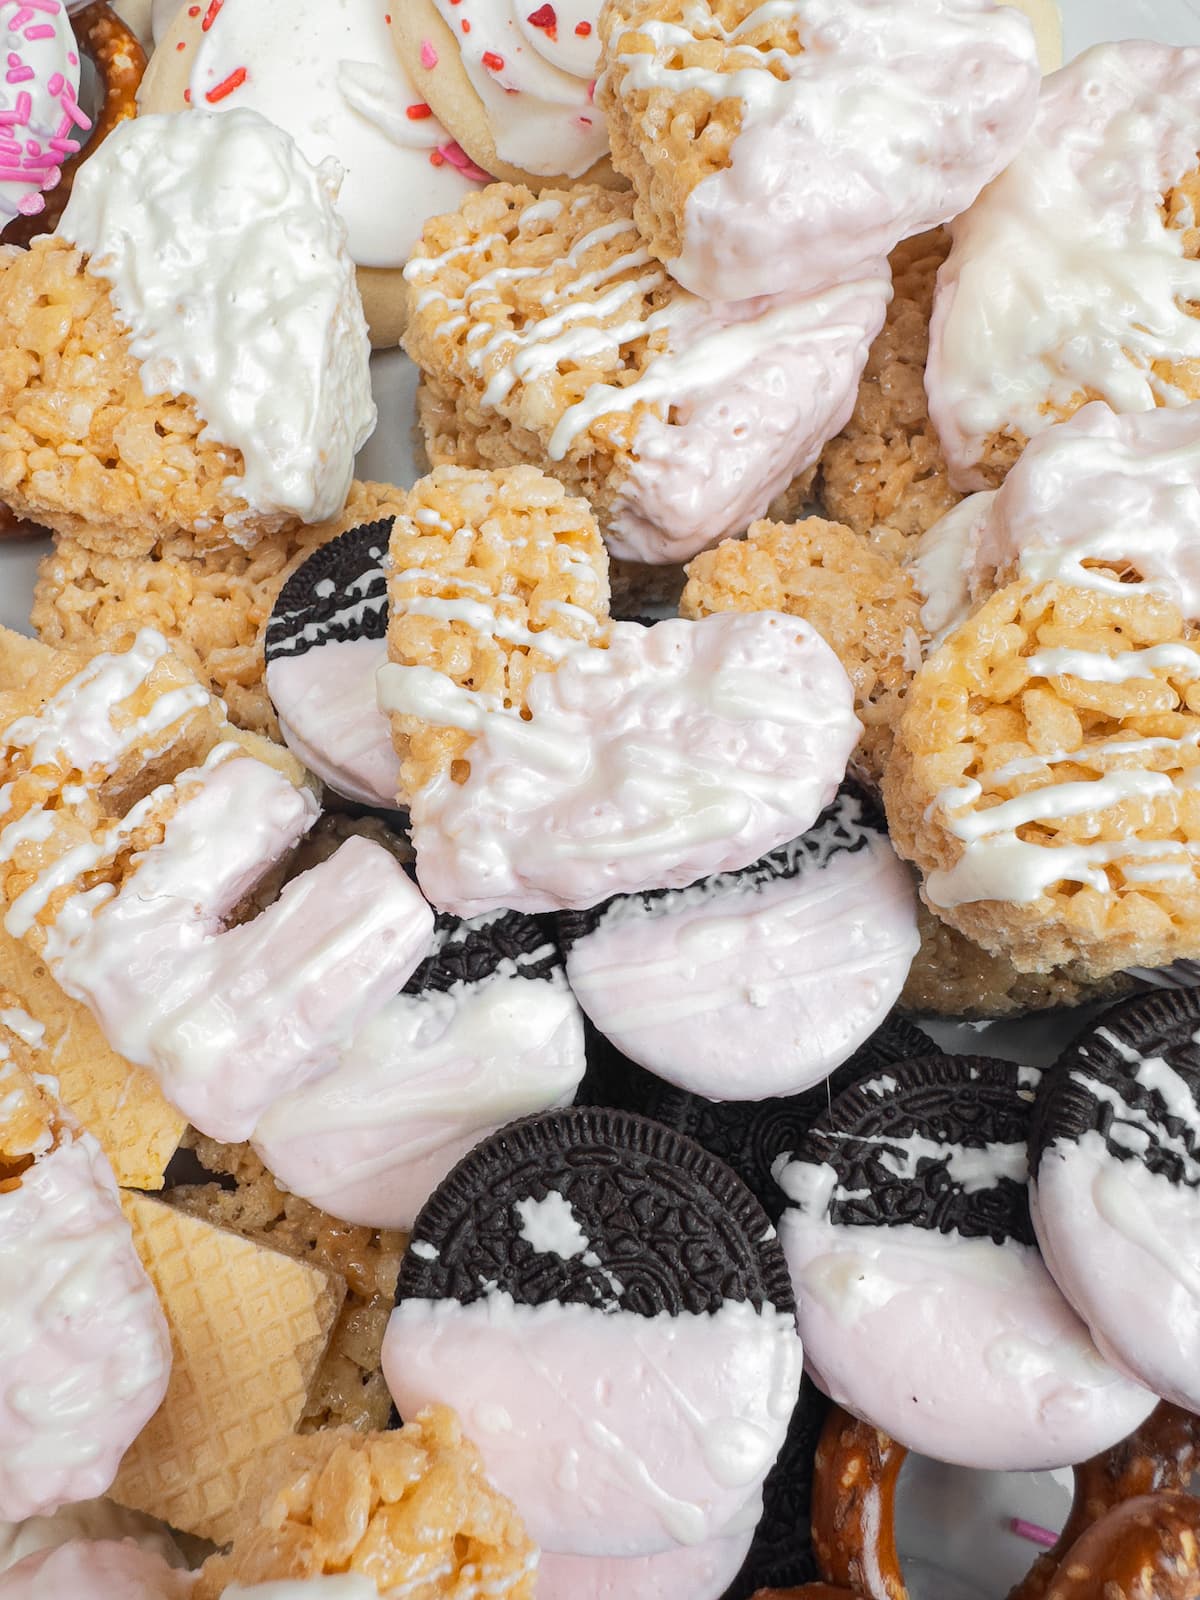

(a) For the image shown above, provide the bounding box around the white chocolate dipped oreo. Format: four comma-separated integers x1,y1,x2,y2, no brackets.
557,785,919,1102
253,905,586,1231
140,0,488,347
1030,990,1200,1416
778,1054,1157,1471
384,1109,804,1562
264,519,401,810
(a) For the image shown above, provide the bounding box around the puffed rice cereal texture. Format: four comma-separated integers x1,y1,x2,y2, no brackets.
884,579,1200,977
192,1407,538,1600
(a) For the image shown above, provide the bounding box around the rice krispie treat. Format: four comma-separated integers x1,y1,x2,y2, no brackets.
596,0,1039,303
884,579,1200,978
681,516,925,786
192,1408,538,1599
404,182,890,565
0,627,433,1140
815,230,961,541
927,42,1200,492
386,464,611,801
900,904,1134,1019
167,1132,405,1436
0,108,373,556
32,480,410,740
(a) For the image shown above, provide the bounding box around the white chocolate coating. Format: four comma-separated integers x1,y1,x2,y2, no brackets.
609,0,1038,302
0,1136,171,1521
268,636,401,809
383,1292,801,1558
223,1582,381,1600
59,109,376,534
779,1160,1157,1470
428,0,604,178
0,0,87,226
564,820,919,1102
536,1533,753,1600
42,753,434,1142
927,42,1200,490
378,614,860,917
0,1541,190,1599
0,1503,183,1578
180,0,483,268
253,950,585,1230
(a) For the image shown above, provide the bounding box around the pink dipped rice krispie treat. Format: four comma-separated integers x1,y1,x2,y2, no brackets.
404,182,890,565
597,0,1039,303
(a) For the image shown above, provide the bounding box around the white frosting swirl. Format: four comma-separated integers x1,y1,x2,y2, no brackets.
58,108,376,533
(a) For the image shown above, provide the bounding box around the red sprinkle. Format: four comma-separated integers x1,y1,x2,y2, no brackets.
482,49,503,69
175,38,185,48
526,4,556,40
406,101,433,119
187,4,199,12
200,0,222,30
575,18,591,34
183,86,191,102
461,18,470,31
205,65,245,101
429,148,445,165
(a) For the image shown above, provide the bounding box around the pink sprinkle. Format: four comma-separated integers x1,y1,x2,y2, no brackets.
22,23,55,38
587,77,595,100
6,64,35,84
0,140,19,156
67,48,76,64
48,134,78,152
1011,1519,1058,1550
420,38,437,68
436,139,490,182
16,191,45,215
47,70,63,93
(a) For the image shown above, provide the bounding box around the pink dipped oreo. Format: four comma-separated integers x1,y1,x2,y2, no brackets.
383,1107,804,1586
1030,989,1200,1415
380,612,861,918
253,900,586,1231
0,0,90,228
264,520,401,809
556,784,919,1102
778,1054,1158,1471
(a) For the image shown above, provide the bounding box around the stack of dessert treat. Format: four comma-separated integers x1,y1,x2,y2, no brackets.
4,0,1200,1597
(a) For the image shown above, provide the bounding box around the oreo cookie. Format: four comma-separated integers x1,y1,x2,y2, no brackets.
778,1054,1157,1472
382,1107,805,1586
264,520,401,808
252,906,586,1231
556,785,920,1102
577,1012,933,1224
1030,988,1200,1413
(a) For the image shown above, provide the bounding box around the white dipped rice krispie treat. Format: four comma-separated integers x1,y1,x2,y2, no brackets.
404,182,891,565
681,514,925,786
0,628,432,1142
31,481,411,740
884,578,1200,979
0,1029,170,1522
0,108,374,556
382,466,860,917
597,0,1040,303
927,41,1200,491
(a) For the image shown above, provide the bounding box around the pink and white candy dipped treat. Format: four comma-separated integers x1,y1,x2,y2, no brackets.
599,0,1040,303
0,1041,171,1522
0,1540,190,1599
0,0,90,225
379,613,861,918
0,629,435,1142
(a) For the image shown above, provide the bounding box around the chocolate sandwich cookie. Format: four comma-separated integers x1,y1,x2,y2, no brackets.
778,1054,1157,1471
253,904,586,1232
264,519,401,808
1030,988,1200,1414
556,786,920,1103
577,1012,933,1224
382,1107,805,1592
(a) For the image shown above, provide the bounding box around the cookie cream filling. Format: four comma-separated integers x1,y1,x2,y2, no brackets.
58,108,376,533
426,0,605,178
608,0,1038,302
778,1160,1157,1470
0,1135,172,1522
383,1292,801,1558
378,613,860,916
181,0,483,268
927,41,1200,489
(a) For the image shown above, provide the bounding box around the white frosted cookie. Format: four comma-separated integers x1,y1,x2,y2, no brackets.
138,0,488,347
390,0,621,189
927,41,1200,491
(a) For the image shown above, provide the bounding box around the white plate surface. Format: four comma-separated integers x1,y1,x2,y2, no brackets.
0,5,1194,1594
